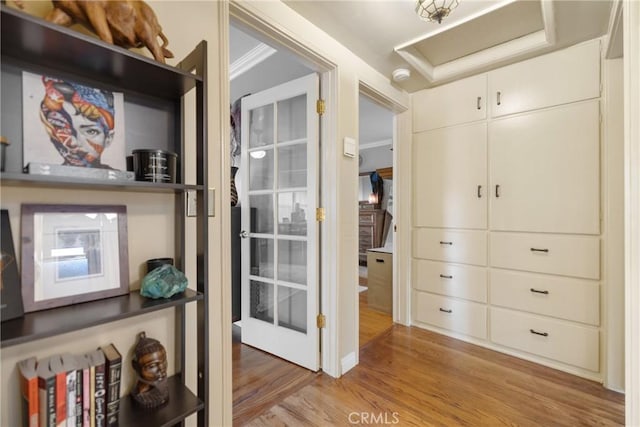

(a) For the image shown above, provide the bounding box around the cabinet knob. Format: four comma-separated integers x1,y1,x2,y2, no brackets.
495,184,501,198
439,241,453,245
376,258,385,263
439,274,453,279
239,230,249,239
439,308,452,313
477,185,482,198
477,96,482,110
497,91,502,106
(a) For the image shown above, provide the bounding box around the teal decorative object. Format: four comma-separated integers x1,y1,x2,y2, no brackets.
140,264,188,299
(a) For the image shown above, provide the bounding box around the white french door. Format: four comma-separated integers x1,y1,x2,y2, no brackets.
240,73,320,371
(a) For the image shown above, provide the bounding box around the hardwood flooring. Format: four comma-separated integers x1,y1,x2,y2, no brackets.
232,325,320,426
234,324,624,426
359,290,393,347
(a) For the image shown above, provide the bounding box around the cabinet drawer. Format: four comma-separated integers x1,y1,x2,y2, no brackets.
489,40,600,117
490,233,600,279
360,213,376,225
413,259,487,303
490,269,600,325
413,74,487,132
368,251,392,281
490,308,599,372
413,228,487,266
414,292,487,339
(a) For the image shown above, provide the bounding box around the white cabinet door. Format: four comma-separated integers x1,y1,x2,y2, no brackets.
412,74,487,132
413,122,487,229
488,40,600,117
489,101,600,234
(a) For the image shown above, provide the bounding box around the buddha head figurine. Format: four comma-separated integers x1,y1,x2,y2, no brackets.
131,331,169,408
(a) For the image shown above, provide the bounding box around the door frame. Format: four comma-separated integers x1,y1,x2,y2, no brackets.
229,1,339,377
624,0,640,423
355,84,411,363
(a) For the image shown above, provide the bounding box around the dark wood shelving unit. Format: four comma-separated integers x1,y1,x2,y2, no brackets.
1,4,210,426
0,172,203,193
118,376,204,427
0,5,201,100
1,290,202,348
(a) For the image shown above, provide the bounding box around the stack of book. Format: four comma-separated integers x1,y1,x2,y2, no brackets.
18,344,122,427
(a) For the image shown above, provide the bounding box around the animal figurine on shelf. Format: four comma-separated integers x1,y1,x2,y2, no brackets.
44,0,174,64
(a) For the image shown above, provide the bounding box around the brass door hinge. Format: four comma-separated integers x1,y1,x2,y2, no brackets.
317,314,326,329
316,207,325,222
316,99,325,116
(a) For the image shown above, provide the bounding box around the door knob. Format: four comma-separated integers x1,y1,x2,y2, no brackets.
239,230,249,239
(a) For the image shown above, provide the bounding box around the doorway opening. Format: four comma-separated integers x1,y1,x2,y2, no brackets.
229,20,325,425
357,93,394,348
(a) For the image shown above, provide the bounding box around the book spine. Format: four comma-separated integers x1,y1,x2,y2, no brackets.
94,363,106,427
89,366,95,427
105,358,121,426
38,376,55,427
20,373,38,427
81,366,89,427
66,369,77,427
55,370,66,427
75,368,83,427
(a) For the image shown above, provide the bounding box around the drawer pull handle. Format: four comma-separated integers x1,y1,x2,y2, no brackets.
495,184,501,198
530,248,549,253
376,258,385,263
530,329,548,337
439,274,453,279
439,241,453,245
530,288,549,295
497,91,502,106
439,308,452,313
477,185,482,198
477,96,482,110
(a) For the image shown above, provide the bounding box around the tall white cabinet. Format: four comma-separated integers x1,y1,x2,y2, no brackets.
411,39,607,380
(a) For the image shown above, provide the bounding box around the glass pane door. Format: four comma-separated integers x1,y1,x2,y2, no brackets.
240,74,319,371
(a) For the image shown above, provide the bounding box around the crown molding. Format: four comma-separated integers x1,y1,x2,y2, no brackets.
360,139,393,150
394,0,556,85
230,43,277,80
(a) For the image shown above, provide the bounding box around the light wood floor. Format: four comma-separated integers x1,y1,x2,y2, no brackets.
238,326,624,426
233,291,624,426
359,289,393,347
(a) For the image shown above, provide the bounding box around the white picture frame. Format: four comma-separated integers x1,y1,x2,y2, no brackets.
21,204,129,312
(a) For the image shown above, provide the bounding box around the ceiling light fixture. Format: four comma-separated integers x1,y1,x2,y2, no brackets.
415,0,459,24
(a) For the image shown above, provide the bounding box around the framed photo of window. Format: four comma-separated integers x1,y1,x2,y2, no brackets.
21,204,129,312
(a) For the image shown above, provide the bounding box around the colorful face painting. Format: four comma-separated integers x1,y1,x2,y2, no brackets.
39,77,116,168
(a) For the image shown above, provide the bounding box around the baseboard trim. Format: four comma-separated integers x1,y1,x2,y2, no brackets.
341,352,357,374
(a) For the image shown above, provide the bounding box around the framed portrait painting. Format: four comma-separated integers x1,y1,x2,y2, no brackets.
21,204,129,312
22,71,126,171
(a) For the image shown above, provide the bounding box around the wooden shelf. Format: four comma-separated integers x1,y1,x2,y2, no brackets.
0,172,203,193
0,5,201,100
1,290,202,348
118,375,204,427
